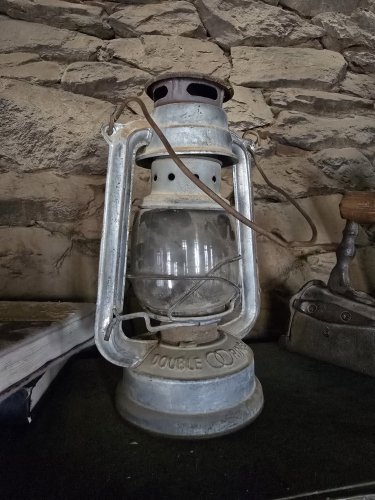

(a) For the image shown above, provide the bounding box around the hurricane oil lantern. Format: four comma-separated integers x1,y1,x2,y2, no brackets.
95,73,264,438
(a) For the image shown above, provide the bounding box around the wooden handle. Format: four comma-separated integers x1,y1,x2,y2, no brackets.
340,191,375,224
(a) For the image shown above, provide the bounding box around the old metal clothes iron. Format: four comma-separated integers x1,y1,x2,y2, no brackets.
282,192,375,376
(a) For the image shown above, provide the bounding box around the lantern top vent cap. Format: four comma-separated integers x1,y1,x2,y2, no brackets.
145,72,234,108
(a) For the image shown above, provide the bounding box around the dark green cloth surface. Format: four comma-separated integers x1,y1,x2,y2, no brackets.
1,343,375,500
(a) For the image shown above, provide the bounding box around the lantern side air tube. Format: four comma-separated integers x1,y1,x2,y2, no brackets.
108,96,318,250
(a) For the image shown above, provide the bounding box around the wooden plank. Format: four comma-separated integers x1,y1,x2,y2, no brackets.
0,301,89,323
0,302,95,401
340,191,375,224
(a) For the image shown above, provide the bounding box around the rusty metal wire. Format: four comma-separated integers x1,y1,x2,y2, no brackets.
166,255,242,322
108,97,318,249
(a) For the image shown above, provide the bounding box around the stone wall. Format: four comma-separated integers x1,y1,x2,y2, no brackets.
1,0,375,336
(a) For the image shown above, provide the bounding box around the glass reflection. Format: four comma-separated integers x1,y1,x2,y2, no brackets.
130,209,239,317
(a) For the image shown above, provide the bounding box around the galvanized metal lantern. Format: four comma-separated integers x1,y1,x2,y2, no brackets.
95,73,264,438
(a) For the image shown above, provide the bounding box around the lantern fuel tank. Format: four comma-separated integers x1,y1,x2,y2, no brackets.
95,73,264,437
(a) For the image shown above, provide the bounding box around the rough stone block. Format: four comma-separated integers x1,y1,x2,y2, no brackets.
344,51,375,74
224,86,273,134
103,36,230,79
313,9,375,52
308,148,375,190
0,171,105,239
108,2,206,39
281,247,375,295
252,155,347,201
0,227,99,301
340,71,375,99
280,251,337,295
195,0,324,49
279,0,359,17
255,191,374,294
267,111,375,151
265,88,374,116
0,17,102,61
115,0,167,3
359,0,375,12
0,53,63,86
258,243,375,296
353,246,375,294
256,240,299,292
0,79,135,175
294,40,324,50
0,0,374,317
61,62,150,103
231,47,347,91
222,145,368,202
0,0,113,39
255,194,346,246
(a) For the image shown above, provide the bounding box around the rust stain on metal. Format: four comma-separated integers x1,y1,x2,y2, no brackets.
119,119,149,139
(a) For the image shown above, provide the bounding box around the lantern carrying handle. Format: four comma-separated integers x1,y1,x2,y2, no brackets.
95,125,163,368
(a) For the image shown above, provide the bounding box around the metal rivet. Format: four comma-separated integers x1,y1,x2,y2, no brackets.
168,173,175,181
308,303,317,314
341,311,351,322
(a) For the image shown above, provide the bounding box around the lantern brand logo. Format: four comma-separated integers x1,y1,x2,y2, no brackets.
150,341,248,371
206,342,248,369
151,354,203,371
